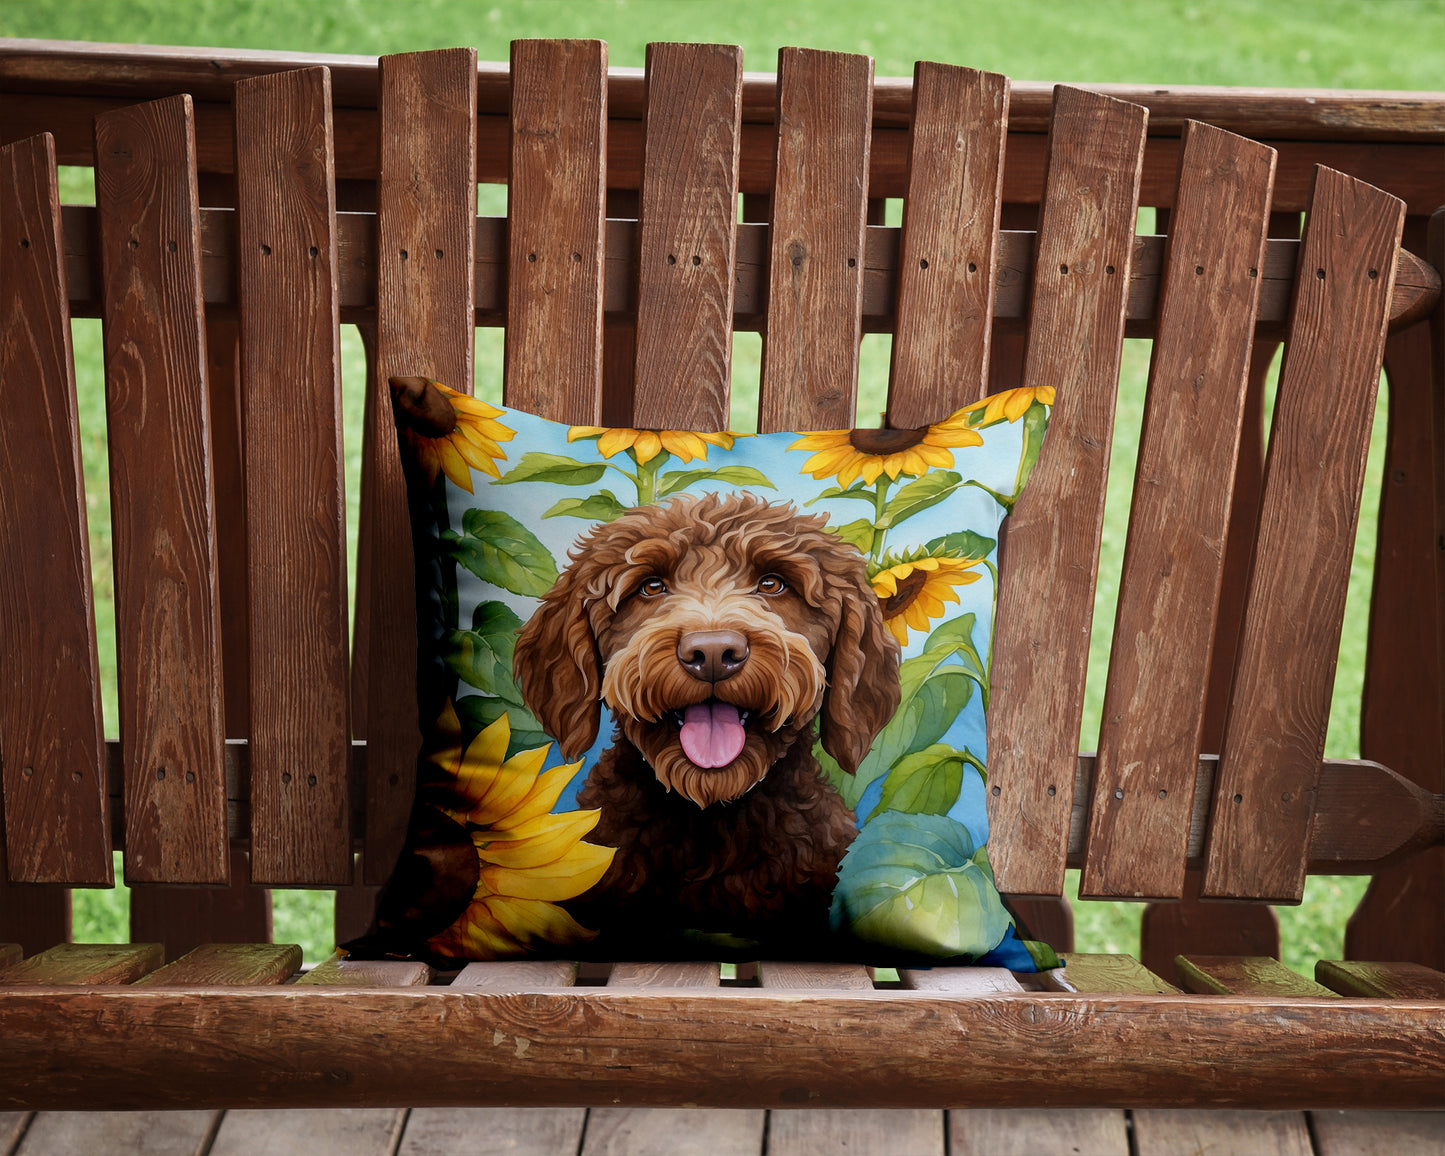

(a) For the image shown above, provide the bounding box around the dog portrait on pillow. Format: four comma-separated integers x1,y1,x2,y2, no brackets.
353,377,1060,971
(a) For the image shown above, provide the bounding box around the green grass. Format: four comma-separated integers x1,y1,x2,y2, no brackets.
18,0,1439,970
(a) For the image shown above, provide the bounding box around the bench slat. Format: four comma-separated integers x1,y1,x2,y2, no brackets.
93,95,230,886
985,87,1148,897
451,960,579,988
758,48,873,434
1050,953,1181,994
0,942,163,984
887,63,1008,426
1204,167,1406,903
504,39,606,424
608,961,721,988
132,941,301,986
298,951,433,987
756,961,873,990
899,967,1024,993
0,133,111,886
1175,955,1337,997
629,43,741,434
1083,122,1276,900
1316,960,1445,999
360,48,479,887
233,67,353,885
129,846,271,961
951,1109,1129,1156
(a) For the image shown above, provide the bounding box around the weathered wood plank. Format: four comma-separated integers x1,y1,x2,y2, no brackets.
298,951,432,987
888,63,1009,425
899,967,1024,994
451,960,579,988
209,1109,405,1156
400,1108,587,1156
609,961,719,988
362,48,477,887
583,1108,764,1156
1316,960,1445,999
15,1110,219,1156
233,67,352,886
1083,122,1275,901
504,38,606,424
1204,167,1406,902
0,942,162,985
758,47,873,434
94,94,229,886
950,1109,1128,1156
1310,1110,1445,1156
1175,955,1337,997
630,42,741,433
985,87,1148,896
132,942,301,987
1051,953,1181,994
1132,1110,1313,1156
0,132,110,885
129,847,272,962
768,1110,943,1156
757,961,872,990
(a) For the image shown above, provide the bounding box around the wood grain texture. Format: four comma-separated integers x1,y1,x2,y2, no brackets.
504,39,606,424
757,961,872,990
1175,955,1336,997
608,961,719,988
128,847,272,962
769,1110,942,1156
1083,123,1275,901
583,1108,764,1156
298,951,432,987
0,942,162,984
208,1109,404,1156
950,1109,1128,1156
93,95,228,885
362,48,478,886
0,874,69,956
2,988,1443,1110
758,48,874,434
400,1108,587,1156
1204,167,1407,902
1316,959,1445,999
630,42,741,433
1055,953,1181,994
15,1110,219,1156
985,87,1148,897
233,67,352,885
1310,1110,1445,1156
132,942,301,986
888,64,1009,426
899,967,1024,993
451,960,580,988
1140,870,1280,980
1132,1110,1312,1156
0,132,110,885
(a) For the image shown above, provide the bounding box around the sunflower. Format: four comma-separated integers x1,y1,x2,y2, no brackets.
791,408,982,488
423,703,614,960
872,555,984,646
567,425,739,466
389,376,515,494
962,386,1056,426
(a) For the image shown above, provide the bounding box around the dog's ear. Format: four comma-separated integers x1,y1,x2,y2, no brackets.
513,568,604,761
819,564,902,775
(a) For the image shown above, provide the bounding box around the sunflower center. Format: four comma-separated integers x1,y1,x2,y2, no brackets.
389,375,459,437
848,426,928,455
881,569,929,617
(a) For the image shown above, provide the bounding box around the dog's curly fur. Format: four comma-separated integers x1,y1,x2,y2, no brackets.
514,492,901,946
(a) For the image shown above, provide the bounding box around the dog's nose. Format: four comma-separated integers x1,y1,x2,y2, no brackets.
677,630,749,683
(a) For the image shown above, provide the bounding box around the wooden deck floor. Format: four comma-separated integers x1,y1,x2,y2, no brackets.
3,1108,1443,1155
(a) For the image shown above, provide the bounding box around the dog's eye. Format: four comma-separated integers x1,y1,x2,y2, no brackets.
638,576,667,598
756,574,786,595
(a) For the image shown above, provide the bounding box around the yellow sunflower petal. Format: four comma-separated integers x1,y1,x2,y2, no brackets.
790,429,852,453
452,433,504,478
568,426,607,443
1003,389,1035,422
479,839,616,901
483,896,599,945
595,428,637,458
659,431,709,463
463,741,550,823
434,439,476,493
478,808,604,869
484,758,581,828
695,431,739,451
631,431,663,465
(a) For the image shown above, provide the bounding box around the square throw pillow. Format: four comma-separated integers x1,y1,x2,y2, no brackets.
355,376,1059,971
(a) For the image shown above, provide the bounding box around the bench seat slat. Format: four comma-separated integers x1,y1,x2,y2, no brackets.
94,94,230,887
298,951,433,987
1050,953,1181,994
756,961,873,990
1083,122,1276,901
0,133,111,886
0,942,162,984
1175,955,1337,997
233,67,352,886
131,942,301,986
1315,960,1445,999
1204,167,1407,903
985,87,1148,897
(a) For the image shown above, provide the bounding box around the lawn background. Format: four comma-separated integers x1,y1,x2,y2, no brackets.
4,0,1441,969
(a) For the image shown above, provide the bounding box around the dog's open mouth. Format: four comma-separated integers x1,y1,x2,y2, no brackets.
671,698,751,769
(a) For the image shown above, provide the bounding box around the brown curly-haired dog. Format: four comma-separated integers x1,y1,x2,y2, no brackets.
513,491,901,949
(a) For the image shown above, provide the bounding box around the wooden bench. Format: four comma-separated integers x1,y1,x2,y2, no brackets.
0,36,1442,1134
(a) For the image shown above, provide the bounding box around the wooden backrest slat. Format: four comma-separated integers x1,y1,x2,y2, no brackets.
1081,122,1276,901
92,95,229,885
0,132,111,885
630,41,742,433
504,39,606,424
361,47,478,885
887,63,1008,426
233,67,351,885
1203,165,1406,904
985,87,1148,897
758,48,874,435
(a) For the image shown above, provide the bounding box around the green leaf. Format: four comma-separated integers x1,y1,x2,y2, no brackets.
450,510,559,597
922,530,996,560
870,744,966,819
442,601,525,701
541,490,629,522
831,517,876,555
657,465,776,498
877,471,962,528
922,612,978,657
453,695,554,760
851,668,973,797
1013,400,1049,497
804,481,878,507
494,452,607,487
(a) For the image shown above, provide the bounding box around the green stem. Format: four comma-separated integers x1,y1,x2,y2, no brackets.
869,475,894,564
961,748,988,780
963,478,1013,512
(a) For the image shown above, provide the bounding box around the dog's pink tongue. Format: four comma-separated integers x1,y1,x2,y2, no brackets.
679,701,746,769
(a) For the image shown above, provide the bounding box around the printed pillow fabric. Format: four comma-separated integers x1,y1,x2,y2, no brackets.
357,376,1060,972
